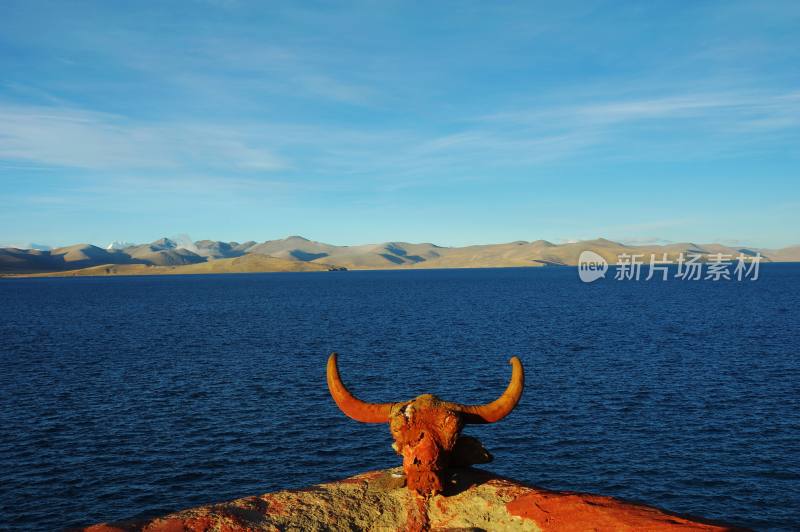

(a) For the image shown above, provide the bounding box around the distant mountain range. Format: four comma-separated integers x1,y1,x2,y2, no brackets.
1,235,799,277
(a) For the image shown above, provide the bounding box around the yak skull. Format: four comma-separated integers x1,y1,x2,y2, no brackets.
326,353,524,495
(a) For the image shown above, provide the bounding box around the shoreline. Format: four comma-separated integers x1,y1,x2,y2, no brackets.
0,262,554,279
4,260,798,280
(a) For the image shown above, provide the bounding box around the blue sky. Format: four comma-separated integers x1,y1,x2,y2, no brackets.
1,1,798,248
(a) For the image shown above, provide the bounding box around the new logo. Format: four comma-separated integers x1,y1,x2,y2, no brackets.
578,251,608,283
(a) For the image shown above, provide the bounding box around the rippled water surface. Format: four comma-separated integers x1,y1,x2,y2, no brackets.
1,266,799,530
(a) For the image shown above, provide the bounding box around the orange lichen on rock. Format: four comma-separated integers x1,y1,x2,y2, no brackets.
492,477,739,532
76,468,745,532
81,525,131,532
506,490,737,531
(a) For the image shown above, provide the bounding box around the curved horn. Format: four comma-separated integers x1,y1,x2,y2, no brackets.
453,356,524,424
326,353,393,423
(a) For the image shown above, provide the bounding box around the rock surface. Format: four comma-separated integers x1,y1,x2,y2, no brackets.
77,468,744,531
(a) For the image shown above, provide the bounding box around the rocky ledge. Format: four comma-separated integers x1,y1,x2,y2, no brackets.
79,467,743,532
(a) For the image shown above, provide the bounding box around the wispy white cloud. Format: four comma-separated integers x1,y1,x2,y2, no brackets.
0,93,785,204
2,85,798,200
461,88,800,166
71,28,379,107
484,90,800,132
0,104,287,171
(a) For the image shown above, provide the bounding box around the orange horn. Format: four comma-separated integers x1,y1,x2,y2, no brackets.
452,356,524,424
326,353,394,423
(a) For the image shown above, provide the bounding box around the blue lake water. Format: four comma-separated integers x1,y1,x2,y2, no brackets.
1,266,799,530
